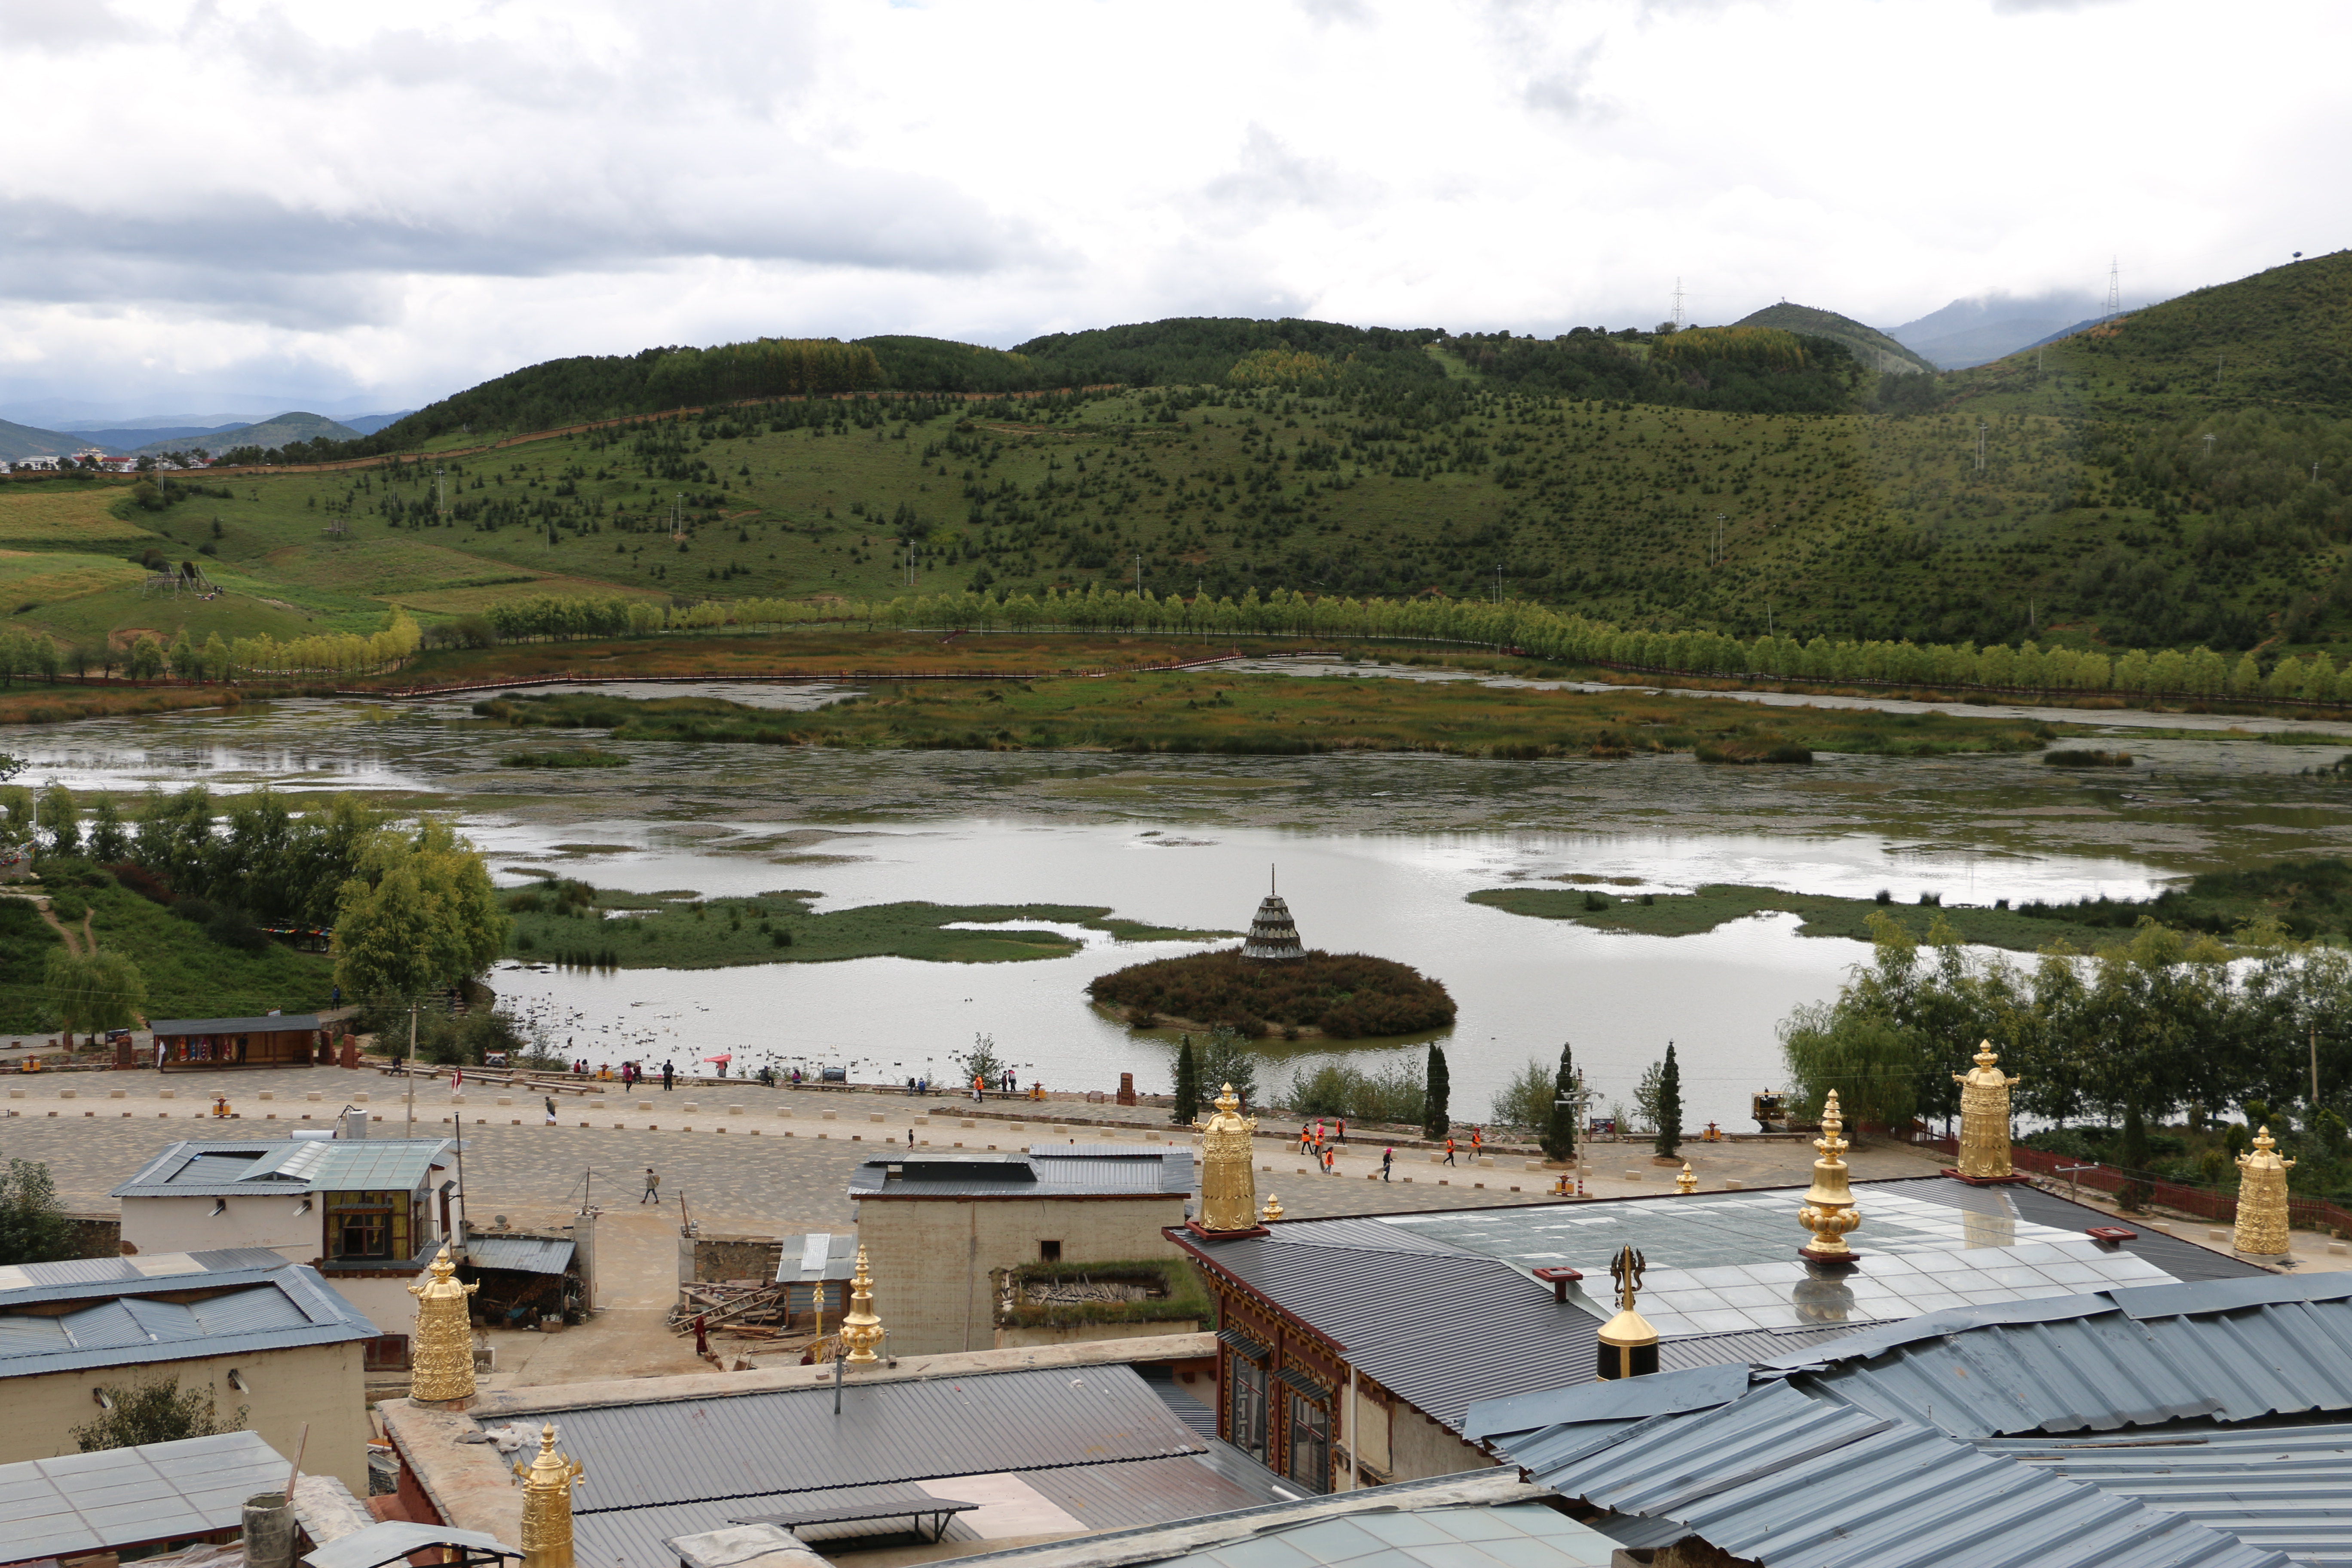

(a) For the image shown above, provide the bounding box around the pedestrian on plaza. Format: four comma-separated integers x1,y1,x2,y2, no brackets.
1298,1122,1312,1155
1381,1146,1393,1182
692,1313,709,1357
1471,1126,1483,1156
663,1060,674,1091
1443,1137,1456,1166
543,1096,556,1125
641,1167,660,1204
907,1076,916,1096
1322,1146,1335,1176
1337,1118,1346,1145
906,1127,916,1149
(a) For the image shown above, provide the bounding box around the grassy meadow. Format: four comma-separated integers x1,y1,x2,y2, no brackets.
1466,884,2093,952
469,671,2061,759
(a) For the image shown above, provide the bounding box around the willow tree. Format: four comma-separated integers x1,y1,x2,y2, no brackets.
332,819,508,1018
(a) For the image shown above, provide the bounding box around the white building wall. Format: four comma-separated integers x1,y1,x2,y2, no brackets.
120,1194,318,1261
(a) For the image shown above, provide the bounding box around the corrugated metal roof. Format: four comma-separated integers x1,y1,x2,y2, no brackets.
1088,1500,1623,1568
150,1014,322,1034
0,1265,375,1377
0,1431,289,1559
1510,1378,2285,1568
775,1233,857,1284
542,1363,1202,1513
1980,1419,2352,1567
1905,1176,2272,1285
1183,1234,1861,1433
466,1237,576,1276
851,1150,1194,1199
110,1139,451,1198
0,1249,288,1302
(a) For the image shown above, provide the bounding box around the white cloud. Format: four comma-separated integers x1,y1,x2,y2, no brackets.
0,0,2342,412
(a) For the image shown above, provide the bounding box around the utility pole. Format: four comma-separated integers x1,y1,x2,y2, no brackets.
435,466,446,523
1976,421,1987,474
1135,554,1142,596
2204,433,2217,460
2105,257,2121,322
1494,564,1501,604
1715,512,1726,566
2314,1023,2321,1111
1670,278,1686,329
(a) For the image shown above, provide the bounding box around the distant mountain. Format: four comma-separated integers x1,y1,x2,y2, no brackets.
1889,291,2110,368
134,411,361,456
71,423,247,453
341,411,418,436
1729,303,1936,375
51,413,258,433
0,418,87,462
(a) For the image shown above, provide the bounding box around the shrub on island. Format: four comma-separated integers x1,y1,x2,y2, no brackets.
1087,949,1455,1039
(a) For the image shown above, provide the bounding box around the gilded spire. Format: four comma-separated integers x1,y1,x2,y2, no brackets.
406,1243,479,1405
1798,1090,1861,1262
839,1245,884,1365
1675,1162,1698,1194
1952,1042,2022,1179
1196,1082,1261,1232
1596,1246,1658,1380
1260,1192,1284,1222
2232,1125,2295,1258
513,1422,584,1568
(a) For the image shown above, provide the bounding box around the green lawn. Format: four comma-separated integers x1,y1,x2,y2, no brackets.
0,885,334,1033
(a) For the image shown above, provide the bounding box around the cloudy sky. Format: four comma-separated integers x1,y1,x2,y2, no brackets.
2,0,2343,419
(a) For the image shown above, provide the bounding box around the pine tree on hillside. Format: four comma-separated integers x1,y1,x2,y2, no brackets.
1423,1044,1451,1142
1172,1035,1200,1126
1654,1042,1683,1161
1543,1040,1578,1164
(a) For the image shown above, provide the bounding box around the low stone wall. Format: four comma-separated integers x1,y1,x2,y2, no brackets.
994,1318,1202,1349
65,1212,120,1259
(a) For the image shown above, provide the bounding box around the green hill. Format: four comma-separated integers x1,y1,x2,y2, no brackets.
134,411,360,457
1733,303,1937,377
0,418,87,462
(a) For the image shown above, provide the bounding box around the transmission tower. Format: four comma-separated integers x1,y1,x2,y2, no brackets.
2105,257,2121,322
1671,278,1686,329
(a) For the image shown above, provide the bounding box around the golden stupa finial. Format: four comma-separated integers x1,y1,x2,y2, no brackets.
1798,1090,1861,1262
1196,1081,1261,1232
839,1244,884,1365
1675,1161,1698,1194
513,1422,585,1568
406,1243,479,1405
1952,1041,2022,1179
2232,1125,2296,1258
1260,1192,1284,1222
1596,1245,1657,1380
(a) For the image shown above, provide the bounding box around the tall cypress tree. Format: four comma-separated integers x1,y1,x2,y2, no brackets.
1543,1039,1578,1164
1654,1042,1683,1160
1424,1044,1451,1142
1172,1035,1200,1126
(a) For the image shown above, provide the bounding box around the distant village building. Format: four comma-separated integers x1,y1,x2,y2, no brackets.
1241,876,1306,961
151,1012,328,1069
0,1250,375,1490
112,1136,462,1359
848,1145,1194,1355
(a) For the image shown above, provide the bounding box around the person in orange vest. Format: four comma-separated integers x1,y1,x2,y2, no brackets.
1299,1122,1313,1155
1471,1126,1484,1155
1443,1136,1456,1166
1322,1145,1336,1176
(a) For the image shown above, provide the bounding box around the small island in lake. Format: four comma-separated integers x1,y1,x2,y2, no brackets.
1087,882,1455,1039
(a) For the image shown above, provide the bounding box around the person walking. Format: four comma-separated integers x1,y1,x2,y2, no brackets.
641,1167,660,1204
543,1096,556,1126
906,1127,916,1149
1471,1126,1484,1157
1322,1146,1335,1176
662,1060,674,1091
1443,1136,1456,1166
1337,1117,1346,1145
1381,1146,1393,1182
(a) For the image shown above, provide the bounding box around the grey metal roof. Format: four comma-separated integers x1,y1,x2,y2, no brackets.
1507,1378,2285,1568
150,1014,322,1034
1979,1418,2352,1567
1180,1233,1860,1433
0,1264,376,1377
0,1248,290,1302
0,1431,289,1558
466,1237,575,1276
538,1363,1202,1513
1907,1176,2272,1285
1093,1501,1623,1568
850,1149,1194,1199
774,1233,857,1285
303,1521,518,1568
110,1138,452,1198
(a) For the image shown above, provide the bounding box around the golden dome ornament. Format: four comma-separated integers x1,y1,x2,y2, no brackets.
1260,1192,1285,1223
839,1245,885,1365
1595,1246,1658,1380
2232,1126,2295,1259
1675,1162,1698,1194
513,1422,585,1568
1951,1042,2022,1180
1196,1082,1262,1234
1797,1090,1862,1265
406,1243,479,1406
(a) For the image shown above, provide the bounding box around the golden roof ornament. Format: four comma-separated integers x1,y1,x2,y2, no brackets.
1596,1245,1658,1380
1196,1082,1261,1233
1675,1162,1698,1194
839,1244,884,1365
1798,1090,1861,1264
406,1243,479,1405
1952,1042,2022,1179
513,1422,584,1568
2232,1125,2295,1258
1260,1192,1285,1222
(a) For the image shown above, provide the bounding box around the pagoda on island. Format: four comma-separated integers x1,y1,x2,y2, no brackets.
1242,868,1306,961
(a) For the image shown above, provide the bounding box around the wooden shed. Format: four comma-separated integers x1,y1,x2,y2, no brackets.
151,1014,325,1070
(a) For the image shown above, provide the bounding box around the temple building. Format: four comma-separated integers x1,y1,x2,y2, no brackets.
1241,876,1305,961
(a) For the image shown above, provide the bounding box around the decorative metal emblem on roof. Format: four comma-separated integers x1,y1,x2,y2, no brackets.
1953,1043,2022,1179
1798,1090,1861,1264
2232,1126,2294,1259
407,1244,479,1406
513,1423,583,1568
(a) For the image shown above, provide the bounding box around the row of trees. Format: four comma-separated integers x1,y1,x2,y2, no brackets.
1779,912,2352,1184
0,612,421,687
480,581,2352,704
